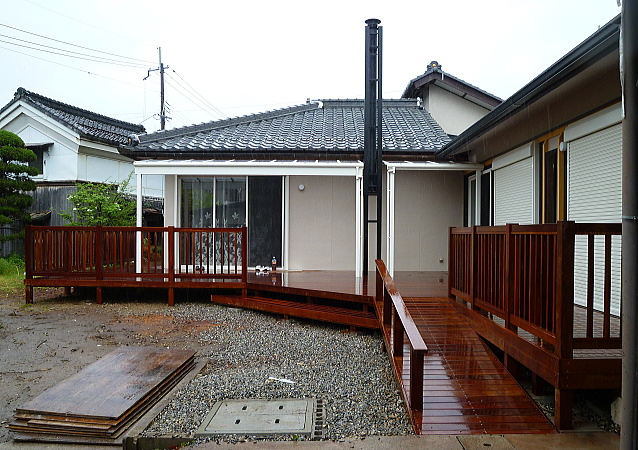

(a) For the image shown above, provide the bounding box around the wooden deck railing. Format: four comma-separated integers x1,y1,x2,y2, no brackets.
448,221,622,358
376,259,428,411
24,225,247,304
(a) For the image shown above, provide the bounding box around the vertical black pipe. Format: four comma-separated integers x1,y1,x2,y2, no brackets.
364,18,381,274
376,25,383,261
621,2,638,449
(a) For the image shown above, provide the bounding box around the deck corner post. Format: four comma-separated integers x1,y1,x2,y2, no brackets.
555,387,573,430
25,286,33,304
556,220,575,360
167,226,175,287
409,347,424,411
96,287,103,305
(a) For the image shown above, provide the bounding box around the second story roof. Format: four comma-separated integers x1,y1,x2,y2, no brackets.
402,61,502,110
0,87,146,146
120,99,451,161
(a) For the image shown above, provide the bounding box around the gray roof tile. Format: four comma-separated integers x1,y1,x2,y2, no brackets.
126,99,450,157
1,87,145,146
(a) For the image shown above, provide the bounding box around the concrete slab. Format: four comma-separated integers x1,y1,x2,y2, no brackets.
458,435,516,449
196,399,315,437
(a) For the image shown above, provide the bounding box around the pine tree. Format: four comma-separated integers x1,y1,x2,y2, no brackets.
0,130,38,243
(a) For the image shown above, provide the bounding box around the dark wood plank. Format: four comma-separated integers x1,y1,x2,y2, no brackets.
16,347,195,420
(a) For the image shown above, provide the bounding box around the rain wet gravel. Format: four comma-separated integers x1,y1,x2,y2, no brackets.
142,303,413,443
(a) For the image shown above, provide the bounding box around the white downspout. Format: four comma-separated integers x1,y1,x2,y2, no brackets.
284,175,290,271
387,166,396,276
355,167,364,277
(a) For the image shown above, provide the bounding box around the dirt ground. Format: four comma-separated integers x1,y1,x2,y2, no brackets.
0,287,220,444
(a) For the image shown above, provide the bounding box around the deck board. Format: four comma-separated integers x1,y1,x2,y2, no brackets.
378,296,556,435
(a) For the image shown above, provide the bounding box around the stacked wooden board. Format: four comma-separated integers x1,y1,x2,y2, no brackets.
9,346,196,445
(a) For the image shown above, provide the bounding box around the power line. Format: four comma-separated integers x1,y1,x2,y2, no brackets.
0,23,154,65
21,0,153,49
165,73,226,120
170,69,227,119
0,44,159,93
0,34,148,68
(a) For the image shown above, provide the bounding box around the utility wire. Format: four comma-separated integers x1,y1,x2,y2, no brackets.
170,69,227,119
163,75,224,121
0,33,148,68
0,23,154,65
0,44,159,93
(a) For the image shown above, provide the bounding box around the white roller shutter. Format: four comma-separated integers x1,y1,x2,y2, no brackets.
493,157,535,225
568,124,622,316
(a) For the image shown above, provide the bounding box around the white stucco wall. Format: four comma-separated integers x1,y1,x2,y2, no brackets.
288,175,357,270
393,170,464,271
424,85,491,136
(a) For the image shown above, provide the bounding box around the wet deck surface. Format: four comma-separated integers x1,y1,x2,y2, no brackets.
396,297,555,434
250,271,555,435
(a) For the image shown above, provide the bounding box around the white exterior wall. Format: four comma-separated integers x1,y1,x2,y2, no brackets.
424,85,492,136
394,170,464,270
288,175,356,270
1,106,164,198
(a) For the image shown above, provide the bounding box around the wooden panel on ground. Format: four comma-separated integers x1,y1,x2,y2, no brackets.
9,346,196,445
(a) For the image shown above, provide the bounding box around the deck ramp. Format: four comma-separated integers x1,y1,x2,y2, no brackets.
391,297,555,434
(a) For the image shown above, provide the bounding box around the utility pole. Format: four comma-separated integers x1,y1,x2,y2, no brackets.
144,47,169,130
159,48,166,130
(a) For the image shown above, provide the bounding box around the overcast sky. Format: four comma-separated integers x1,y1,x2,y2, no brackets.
0,0,621,133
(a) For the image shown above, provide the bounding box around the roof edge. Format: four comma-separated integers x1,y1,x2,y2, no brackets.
437,14,621,159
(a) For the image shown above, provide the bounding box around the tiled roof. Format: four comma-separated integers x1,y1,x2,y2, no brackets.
402,61,502,108
124,99,450,157
1,88,145,146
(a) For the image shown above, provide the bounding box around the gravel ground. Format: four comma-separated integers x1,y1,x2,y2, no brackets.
142,304,412,443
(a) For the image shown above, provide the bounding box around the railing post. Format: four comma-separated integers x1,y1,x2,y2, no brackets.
95,226,103,305
505,223,515,331
448,227,455,301
470,225,477,310
392,307,403,357
167,226,175,306
24,225,33,304
555,220,575,359
409,347,424,410
241,226,248,297
555,220,575,430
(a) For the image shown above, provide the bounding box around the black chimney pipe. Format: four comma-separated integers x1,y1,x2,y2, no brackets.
363,18,382,275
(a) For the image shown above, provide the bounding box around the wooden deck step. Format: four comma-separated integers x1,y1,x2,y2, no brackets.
379,297,556,435
211,294,379,329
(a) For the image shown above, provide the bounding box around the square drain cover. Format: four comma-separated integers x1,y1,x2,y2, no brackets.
195,398,316,437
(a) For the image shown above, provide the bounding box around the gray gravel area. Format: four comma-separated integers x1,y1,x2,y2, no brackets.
142,304,412,442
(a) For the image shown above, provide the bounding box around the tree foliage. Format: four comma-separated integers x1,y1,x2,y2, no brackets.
0,130,38,243
60,176,136,226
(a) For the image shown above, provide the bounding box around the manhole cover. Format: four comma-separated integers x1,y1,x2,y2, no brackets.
195,398,317,437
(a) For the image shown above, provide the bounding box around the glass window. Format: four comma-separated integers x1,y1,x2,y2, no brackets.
181,177,246,228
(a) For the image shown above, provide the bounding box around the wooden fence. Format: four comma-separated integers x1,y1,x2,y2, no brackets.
24,225,247,305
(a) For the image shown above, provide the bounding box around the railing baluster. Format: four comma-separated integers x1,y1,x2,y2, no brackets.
603,234,612,338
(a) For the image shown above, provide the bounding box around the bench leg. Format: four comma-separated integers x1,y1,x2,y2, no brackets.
25,286,33,304
555,387,573,430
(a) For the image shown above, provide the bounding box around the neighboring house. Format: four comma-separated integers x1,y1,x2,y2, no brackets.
120,98,491,274
437,14,623,315
402,61,502,136
0,88,164,233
